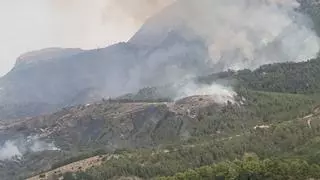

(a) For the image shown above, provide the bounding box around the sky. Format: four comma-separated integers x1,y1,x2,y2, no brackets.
0,0,145,76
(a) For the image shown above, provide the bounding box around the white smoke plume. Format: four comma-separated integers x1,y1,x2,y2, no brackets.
125,0,319,101
96,0,319,99
46,0,319,70
195,0,319,70
0,136,59,161
0,141,22,160
131,0,320,70
174,81,237,104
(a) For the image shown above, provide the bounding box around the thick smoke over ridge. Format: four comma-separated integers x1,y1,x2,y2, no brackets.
45,0,320,68
130,0,320,70
119,0,319,99
49,0,319,70
193,0,319,70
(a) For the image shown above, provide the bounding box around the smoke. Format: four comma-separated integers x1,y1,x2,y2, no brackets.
120,0,319,100
26,135,60,152
204,0,318,69
193,0,320,70
3,0,319,104
96,0,320,99
173,81,236,103
0,136,59,161
131,0,320,70
33,0,320,68
0,141,22,160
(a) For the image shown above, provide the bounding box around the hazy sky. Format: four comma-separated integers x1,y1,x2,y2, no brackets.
0,0,145,76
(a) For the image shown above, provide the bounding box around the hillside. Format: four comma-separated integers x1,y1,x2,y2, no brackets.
2,0,320,179
47,95,320,180
0,0,319,120
198,57,320,94
14,57,320,180
2,83,319,179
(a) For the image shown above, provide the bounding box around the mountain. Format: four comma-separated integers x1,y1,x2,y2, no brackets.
3,57,320,179
19,58,320,180
0,58,316,179
0,29,209,121
14,48,83,67
1,0,319,120
2,1,320,179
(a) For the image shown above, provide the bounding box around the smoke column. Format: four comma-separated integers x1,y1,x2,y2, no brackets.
129,0,320,70
45,0,320,71
117,0,320,99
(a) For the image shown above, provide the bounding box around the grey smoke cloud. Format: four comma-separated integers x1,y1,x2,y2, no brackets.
115,0,320,99
131,0,320,70
0,141,21,160
174,81,236,103
81,0,320,100
0,136,59,161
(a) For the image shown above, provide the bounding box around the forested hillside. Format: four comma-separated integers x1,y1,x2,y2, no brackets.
26,58,320,180
26,59,320,176
198,57,320,94
12,1,320,179
60,97,320,180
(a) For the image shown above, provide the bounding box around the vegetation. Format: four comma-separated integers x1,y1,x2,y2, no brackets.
63,172,94,180
158,154,320,180
188,89,317,137
236,59,320,94
56,58,320,179
6,2,320,179
50,149,106,170
62,107,320,179
199,58,320,94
